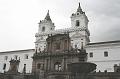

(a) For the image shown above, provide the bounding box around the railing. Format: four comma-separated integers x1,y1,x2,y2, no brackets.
35,27,89,37
33,50,81,58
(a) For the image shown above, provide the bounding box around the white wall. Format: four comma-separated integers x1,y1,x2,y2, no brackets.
86,42,120,72
0,49,34,73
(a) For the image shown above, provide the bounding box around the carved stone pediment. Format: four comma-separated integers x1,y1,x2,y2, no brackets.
71,32,84,38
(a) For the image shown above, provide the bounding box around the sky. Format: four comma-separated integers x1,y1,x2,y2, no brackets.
0,0,120,52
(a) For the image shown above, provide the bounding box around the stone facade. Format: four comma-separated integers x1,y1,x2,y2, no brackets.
32,34,84,79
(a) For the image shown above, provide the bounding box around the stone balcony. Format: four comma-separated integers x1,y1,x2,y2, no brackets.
33,49,87,60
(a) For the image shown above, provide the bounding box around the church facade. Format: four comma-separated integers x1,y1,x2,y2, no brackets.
32,33,97,79
0,2,120,73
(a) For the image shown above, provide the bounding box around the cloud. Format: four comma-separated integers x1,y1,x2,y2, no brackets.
85,0,120,17
84,0,120,42
0,0,120,51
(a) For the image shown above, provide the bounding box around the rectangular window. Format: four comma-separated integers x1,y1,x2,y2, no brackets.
14,55,18,60
4,56,8,60
25,54,29,59
89,52,93,57
104,51,108,57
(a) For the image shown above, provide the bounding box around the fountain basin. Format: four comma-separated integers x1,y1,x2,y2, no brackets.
68,62,96,73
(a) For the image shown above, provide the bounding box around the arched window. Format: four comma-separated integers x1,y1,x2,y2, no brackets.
75,44,77,48
4,56,8,60
76,20,80,26
37,63,41,69
42,27,45,32
3,63,6,70
77,13,79,15
25,54,28,59
47,42,50,51
54,62,61,71
56,42,60,50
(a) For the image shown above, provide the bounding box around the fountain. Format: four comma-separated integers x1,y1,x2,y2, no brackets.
68,42,96,79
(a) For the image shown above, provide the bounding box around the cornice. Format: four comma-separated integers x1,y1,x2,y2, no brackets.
35,27,89,37
0,49,35,55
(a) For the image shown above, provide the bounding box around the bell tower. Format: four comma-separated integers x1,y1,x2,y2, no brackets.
35,10,55,52
70,2,90,48
71,3,89,28
38,10,55,33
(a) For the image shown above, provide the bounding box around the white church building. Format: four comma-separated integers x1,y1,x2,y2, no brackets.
0,3,120,73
